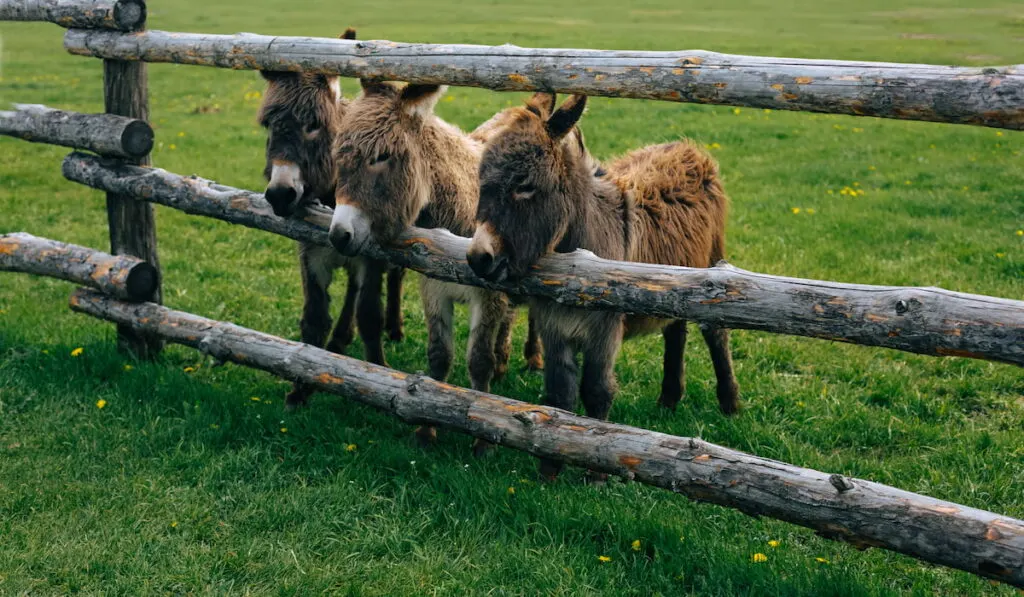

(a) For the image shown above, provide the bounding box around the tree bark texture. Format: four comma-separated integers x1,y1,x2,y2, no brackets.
0,232,156,300
102,53,161,357
68,288,1024,589
61,153,1024,368
0,103,152,158
63,29,1024,130
0,0,144,30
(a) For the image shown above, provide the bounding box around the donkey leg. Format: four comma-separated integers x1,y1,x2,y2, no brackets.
417,278,455,447
579,317,623,484
385,266,406,342
492,303,516,382
657,320,688,411
288,243,334,410
538,333,579,481
325,263,359,354
524,310,545,371
700,324,740,415
468,292,506,458
356,259,387,367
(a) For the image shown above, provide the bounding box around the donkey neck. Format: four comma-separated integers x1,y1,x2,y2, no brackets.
415,117,481,238
556,160,630,262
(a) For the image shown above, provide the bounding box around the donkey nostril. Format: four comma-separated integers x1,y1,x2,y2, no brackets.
265,187,298,216
329,227,352,253
468,251,494,277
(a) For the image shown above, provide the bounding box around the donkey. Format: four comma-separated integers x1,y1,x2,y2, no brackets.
258,28,405,410
326,81,542,451
466,93,741,478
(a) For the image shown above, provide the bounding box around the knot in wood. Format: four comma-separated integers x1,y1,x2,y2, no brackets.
895,299,909,315
829,473,856,493
405,374,425,395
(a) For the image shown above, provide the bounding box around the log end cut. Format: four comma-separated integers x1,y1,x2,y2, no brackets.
120,119,153,158
113,0,147,31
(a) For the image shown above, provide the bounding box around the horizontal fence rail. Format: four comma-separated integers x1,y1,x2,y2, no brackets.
0,0,145,31
0,232,157,300
62,152,1024,367
0,103,153,158
62,29,1024,130
69,288,1024,588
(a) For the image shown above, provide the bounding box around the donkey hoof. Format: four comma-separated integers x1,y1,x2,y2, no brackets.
656,395,680,411
324,339,351,355
471,438,494,459
388,329,405,342
414,425,438,448
525,356,544,372
537,458,563,482
492,363,509,381
718,384,740,416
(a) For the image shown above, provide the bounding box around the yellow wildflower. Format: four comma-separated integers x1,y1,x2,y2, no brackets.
169,144,177,150
962,186,970,191
806,208,816,215
598,555,612,563
752,553,768,563
826,189,833,195
178,131,185,137
250,396,261,402
345,443,357,452
791,207,801,214
732,108,741,115
507,486,515,495
815,557,829,564
996,131,1003,137
996,253,1006,259
183,366,195,373
631,539,641,551
853,182,860,186
170,521,178,528
796,401,805,408
904,180,911,185
768,540,780,548
71,347,84,357
96,399,107,409
1016,230,1023,236
210,423,220,429
124,364,134,371
852,127,863,133
929,143,935,149
280,427,288,433
709,142,721,149
763,108,771,114
868,165,876,171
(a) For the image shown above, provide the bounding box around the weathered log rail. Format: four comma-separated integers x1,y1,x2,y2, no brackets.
0,232,156,300
0,103,153,158
62,152,1024,368
68,288,1024,588
62,29,1024,130
0,0,145,31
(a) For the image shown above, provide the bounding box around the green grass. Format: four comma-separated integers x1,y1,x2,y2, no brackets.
1,0,1023,594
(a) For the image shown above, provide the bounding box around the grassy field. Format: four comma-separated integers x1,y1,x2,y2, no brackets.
1,0,1023,594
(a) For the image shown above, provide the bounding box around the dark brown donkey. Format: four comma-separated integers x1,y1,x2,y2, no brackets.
327,82,543,452
258,29,405,409
467,93,740,478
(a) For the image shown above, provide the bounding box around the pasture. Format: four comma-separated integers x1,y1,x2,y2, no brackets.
1,0,1022,594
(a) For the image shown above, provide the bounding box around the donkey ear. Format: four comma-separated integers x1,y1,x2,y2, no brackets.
360,78,390,95
340,27,357,40
400,84,446,119
525,92,556,117
546,94,587,141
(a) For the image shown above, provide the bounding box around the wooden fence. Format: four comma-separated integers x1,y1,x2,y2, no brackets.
2,0,1023,589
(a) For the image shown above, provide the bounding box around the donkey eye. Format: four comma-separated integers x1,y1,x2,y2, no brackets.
303,125,322,139
513,183,535,198
369,151,391,166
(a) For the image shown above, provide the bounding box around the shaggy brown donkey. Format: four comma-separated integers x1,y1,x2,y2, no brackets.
326,82,543,452
467,93,740,478
258,28,405,410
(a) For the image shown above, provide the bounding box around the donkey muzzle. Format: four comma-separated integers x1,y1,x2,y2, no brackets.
265,185,299,218
329,204,372,257
467,250,509,283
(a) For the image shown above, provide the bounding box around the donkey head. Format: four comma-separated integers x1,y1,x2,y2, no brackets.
328,81,447,257
258,29,354,217
467,93,588,282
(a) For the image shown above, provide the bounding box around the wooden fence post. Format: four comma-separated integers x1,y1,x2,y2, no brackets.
101,0,161,357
